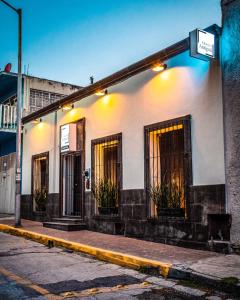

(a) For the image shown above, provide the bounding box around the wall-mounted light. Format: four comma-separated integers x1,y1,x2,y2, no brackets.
95,89,108,96
61,104,74,111
31,118,42,124
152,63,167,72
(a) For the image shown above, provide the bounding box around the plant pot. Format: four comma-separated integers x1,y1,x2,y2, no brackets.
35,206,46,212
157,208,184,217
98,207,118,215
33,211,46,222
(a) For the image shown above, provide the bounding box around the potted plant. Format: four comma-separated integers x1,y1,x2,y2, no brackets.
93,179,118,215
34,189,47,212
149,183,184,217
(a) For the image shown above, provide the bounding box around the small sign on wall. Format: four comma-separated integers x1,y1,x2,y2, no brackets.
60,123,77,153
190,29,216,61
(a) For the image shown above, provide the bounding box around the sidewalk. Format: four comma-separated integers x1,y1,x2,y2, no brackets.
0,219,240,284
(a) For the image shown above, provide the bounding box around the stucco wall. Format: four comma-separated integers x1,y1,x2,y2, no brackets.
221,0,240,244
22,50,225,195
23,76,80,114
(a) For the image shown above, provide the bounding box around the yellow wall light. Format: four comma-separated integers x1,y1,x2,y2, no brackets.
152,63,167,72
31,118,41,124
62,104,74,111
95,90,105,96
95,89,108,97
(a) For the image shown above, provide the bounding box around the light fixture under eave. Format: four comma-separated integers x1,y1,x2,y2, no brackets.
152,63,167,72
62,104,74,111
95,89,108,96
31,118,41,124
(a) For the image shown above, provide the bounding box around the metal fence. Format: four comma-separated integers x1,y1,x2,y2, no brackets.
92,134,122,215
145,121,186,217
0,104,17,130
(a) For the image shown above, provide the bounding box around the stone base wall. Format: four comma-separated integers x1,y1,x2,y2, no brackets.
21,184,227,249
21,193,60,222
86,184,227,249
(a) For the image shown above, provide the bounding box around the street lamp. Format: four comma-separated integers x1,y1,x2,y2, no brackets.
0,0,22,227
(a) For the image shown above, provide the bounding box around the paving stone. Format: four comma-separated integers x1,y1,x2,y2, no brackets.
145,276,176,287
120,288,152,296
206,296,222,300
173,284,206,297
95,292,135,299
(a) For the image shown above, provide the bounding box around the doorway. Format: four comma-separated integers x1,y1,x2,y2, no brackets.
62,153,83,217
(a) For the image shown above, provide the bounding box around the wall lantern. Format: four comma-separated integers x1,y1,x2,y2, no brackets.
61,104,74,111
152,63,167,72
95,89,108,96
31,118,42,124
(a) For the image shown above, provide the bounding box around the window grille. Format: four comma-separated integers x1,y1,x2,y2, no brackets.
29,89,65,113
91,133,122,215
145,116,192,218
32,152,49,212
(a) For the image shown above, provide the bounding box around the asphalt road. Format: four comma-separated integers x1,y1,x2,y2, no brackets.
0,232,235,299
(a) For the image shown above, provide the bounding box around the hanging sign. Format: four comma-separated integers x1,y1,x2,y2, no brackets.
190,29,216,61
60,123,77,153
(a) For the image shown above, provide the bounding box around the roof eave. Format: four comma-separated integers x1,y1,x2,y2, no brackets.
22,24,221,124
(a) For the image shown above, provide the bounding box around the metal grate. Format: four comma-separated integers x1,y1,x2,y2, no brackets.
29,89,65,113
145,121,186,217
32,153,49,212
92,134,122,216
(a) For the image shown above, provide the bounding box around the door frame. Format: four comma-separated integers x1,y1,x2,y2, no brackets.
59,118,85,218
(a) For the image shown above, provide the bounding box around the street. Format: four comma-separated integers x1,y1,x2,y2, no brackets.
0,232,237,300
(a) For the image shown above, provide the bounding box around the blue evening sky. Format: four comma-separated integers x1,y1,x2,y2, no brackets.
0,0,221,86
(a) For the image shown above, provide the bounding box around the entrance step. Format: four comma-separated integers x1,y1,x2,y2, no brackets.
208,240,231,253
52,217,84,224
43,221,87,231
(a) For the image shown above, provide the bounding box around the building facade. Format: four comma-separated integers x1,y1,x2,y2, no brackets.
21,24,230,249
0,72,80,213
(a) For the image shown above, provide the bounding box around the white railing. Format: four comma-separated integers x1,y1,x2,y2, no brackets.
0,104,17,130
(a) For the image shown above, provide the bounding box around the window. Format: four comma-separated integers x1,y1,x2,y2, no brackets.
145,116,192,217
29,89,65,113
32,152,49,211
91,133,122,215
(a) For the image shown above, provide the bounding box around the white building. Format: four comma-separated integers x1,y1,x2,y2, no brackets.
21,24,228,249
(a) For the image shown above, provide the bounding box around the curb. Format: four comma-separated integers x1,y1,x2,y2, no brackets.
0,224,171,278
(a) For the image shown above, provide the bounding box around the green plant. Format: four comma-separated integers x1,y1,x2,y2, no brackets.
149,182,183,214
34,189,47,211
169,183,183,208
93,179,118,208
149,183,170,209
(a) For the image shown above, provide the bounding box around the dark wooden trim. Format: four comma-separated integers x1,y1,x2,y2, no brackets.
91,133,123,214
144,115,192,219
22,24,220,125
59,118,86,217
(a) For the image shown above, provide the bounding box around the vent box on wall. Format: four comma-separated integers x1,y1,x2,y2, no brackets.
60,123,77,153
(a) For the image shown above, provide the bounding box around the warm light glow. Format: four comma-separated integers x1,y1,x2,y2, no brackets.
152,63,167,72
62,104,73,111
160,70,170,80
95,90,105,96
102,95,110,104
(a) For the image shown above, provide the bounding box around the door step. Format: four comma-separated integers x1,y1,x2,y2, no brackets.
43,221,87,231
52,217,84,224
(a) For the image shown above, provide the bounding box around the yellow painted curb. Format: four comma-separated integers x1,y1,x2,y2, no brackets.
0,224,172,278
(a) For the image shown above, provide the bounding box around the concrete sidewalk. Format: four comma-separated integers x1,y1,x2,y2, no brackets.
0,219,240,285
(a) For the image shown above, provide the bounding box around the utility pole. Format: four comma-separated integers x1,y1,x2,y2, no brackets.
0,0,22,227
